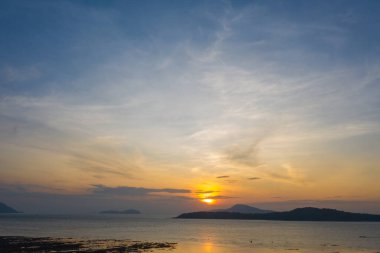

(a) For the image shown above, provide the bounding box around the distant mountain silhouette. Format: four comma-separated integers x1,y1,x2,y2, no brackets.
99,209,141,214
213,204,273,214
177,207,380,222
0,202,19,213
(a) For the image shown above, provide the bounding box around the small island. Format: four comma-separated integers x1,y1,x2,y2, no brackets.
0,202,20,214
99,209,141,214
177,207,380,222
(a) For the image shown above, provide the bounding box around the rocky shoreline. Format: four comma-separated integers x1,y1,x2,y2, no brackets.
0,236,176,253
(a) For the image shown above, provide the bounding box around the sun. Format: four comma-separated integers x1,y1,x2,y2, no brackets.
201,198,215,205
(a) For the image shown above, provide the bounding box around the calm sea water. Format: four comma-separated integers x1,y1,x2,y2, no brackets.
1,214,380,252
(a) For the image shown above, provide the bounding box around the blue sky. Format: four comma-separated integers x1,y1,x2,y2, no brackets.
1,0,380,214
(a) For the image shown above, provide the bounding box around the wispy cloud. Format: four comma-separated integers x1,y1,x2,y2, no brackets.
216,175,229,179
248,177,261,180
194,190,220,194
0,65,41,83
92,185,191,196
67,144,143,180
207,195,236,200
224,139,262,168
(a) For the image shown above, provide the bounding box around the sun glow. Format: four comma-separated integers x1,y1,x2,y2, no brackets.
202,242,214,252
201,198,215,205
196,183,220,205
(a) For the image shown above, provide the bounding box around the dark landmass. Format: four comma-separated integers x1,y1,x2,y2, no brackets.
0,202,19,213
213,204,273,214
99,209,141,214
0,236,176,253
177,207,380,221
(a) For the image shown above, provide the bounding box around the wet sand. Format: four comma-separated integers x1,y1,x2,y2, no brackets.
1,236,379,253
0,236,176,252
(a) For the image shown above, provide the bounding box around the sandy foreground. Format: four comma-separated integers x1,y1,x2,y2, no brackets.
0,236,176,252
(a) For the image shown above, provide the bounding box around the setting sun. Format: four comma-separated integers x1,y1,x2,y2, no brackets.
201,198,215,205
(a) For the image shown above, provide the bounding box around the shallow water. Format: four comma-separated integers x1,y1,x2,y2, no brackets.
1,214,380,252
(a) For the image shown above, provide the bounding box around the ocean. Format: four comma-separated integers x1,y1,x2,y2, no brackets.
1,214,380,252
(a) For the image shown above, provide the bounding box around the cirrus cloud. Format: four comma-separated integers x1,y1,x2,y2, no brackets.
92,184,191,196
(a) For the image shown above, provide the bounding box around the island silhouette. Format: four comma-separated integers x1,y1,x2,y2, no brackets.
177,204,380,222
0,202,19,213
212,204,273,214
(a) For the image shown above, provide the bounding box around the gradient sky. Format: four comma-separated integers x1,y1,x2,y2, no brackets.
1,0,380,214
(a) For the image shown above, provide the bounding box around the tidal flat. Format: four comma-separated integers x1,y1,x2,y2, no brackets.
0,236,176,253
1,236,380,253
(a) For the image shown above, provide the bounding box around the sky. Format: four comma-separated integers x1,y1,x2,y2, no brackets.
1,0,380,215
